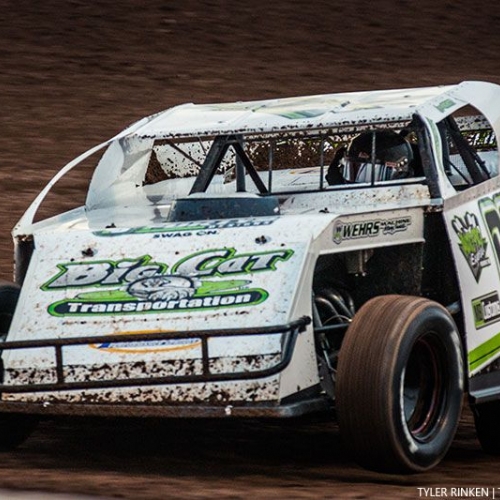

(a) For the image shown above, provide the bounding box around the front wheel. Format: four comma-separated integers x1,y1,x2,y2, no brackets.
336,295,464,473
0,281,38,450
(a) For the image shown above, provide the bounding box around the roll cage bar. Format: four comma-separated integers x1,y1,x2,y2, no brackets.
189,134,269,195
188,118,433,197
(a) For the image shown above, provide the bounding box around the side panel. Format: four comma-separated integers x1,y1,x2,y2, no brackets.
444,187,500,400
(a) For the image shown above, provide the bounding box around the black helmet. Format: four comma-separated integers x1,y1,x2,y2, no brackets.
343,130,414,182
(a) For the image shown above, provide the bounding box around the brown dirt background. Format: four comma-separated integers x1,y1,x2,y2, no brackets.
0,1,500,498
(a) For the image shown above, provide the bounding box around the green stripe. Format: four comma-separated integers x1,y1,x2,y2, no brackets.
469,331,500,371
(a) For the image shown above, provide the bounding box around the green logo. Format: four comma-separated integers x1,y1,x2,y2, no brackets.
43,248,292,316
452,212,490,281
435,98,455,113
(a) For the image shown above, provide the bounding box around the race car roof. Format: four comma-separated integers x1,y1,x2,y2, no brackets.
123,83,463,140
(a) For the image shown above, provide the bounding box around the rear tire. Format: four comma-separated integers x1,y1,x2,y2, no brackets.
0,281,38,450
336,295,464,473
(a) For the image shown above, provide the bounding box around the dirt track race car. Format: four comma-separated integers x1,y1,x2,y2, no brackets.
2,80,500,473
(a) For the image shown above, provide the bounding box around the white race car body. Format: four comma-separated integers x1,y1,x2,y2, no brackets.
2,81,500,471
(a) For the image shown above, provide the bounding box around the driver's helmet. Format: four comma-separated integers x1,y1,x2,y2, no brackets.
343,130,414,182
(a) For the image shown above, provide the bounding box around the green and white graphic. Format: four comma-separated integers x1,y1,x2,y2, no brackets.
93,217,277,238
452,212,490,282
43,248,293,317
472,291,500,329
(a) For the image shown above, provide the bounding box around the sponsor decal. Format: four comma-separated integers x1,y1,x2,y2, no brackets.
49,288,267,316
472,292,500,329
43,248,292,317
435,98,456,113
333,216,411,244
480,194,500,272
264,109,327,120
452,212,490,281
94,217,277,237
90,331,201,354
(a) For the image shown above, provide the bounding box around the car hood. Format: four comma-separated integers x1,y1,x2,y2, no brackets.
16,215,318,328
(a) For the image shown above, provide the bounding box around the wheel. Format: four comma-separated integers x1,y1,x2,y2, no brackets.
336,295,464,473
472,400,500,454
0,281,21,342
0,281,38,450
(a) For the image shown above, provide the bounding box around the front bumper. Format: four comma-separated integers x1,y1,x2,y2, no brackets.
0,317,331,418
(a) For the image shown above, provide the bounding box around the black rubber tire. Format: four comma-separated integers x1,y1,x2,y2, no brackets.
336,295,464,473
0,281,38,450
0,281,21,341
472,400,500,454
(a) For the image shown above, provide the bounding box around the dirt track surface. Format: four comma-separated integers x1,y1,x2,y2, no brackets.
0,408,493,500
1,1,500,498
